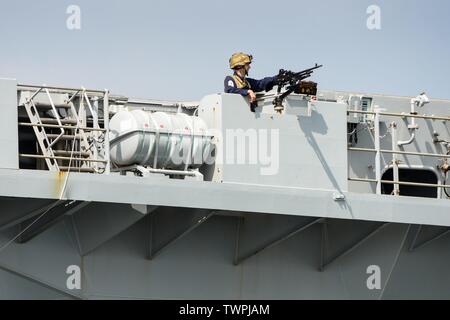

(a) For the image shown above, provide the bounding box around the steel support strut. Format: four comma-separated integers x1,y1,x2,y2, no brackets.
320,222,390,271
234,217,323,265
147,210,216,260
410,227,450,251
16,201,89,244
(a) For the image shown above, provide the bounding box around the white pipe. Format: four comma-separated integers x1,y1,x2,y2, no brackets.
348,177,450,189
114,165,200,177
104,89,111,174
18,122,105,132
348,148,450,159
398,132,416,147
347,110,449,122
391,122,400,195
374,109,381,195
410,99,417,127
397,98,418,146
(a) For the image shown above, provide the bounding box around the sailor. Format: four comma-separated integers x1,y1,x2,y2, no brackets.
224,52,278,111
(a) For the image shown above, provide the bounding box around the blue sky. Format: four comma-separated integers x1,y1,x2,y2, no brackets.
0,0,449,100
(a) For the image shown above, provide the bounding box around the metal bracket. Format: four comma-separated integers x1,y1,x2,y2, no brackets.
147,209,216,260
320,222,390,271
234,217,323,265
15,201,88,244
409,225,450,251
333,193,346,201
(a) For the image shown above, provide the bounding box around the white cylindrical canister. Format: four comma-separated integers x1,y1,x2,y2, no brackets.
109,110,213,170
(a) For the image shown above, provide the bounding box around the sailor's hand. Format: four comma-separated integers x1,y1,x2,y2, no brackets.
248,90,257,103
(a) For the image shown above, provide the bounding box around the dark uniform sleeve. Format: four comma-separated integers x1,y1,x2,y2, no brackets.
224,76,249,96
246,76,277,93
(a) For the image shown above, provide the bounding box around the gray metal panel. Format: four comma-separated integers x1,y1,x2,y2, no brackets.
1,202,450,299
2,209,450,299
0,170,449,227
0,79,18,169
0,197,55,229
0,268,73,300
199,94,348,192
234,213,320,264
320,222,410,300
148,207,214,259
69,202,152,255
82,215,243,299
381,226,450,299
0,220,83,298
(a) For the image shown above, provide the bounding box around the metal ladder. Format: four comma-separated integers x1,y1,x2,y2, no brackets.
23,88,62,171
21,86,108,173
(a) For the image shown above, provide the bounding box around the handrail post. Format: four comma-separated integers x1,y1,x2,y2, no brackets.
104,89,111,174
390,122,400,195
374,108,382,195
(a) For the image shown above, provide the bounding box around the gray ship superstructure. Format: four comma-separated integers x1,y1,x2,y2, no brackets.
0,78,449,299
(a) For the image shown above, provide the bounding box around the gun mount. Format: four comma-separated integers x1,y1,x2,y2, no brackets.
273,64,323,113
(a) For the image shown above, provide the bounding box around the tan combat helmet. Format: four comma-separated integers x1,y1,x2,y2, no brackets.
229,52,253,69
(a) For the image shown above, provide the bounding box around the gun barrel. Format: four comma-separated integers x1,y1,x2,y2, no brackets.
293,64,323,77
276,64,323,90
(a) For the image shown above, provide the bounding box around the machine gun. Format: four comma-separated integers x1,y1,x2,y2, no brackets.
273,64,323,113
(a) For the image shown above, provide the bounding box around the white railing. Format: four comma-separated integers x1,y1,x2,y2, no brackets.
347,109,450,196
19,85,111,174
